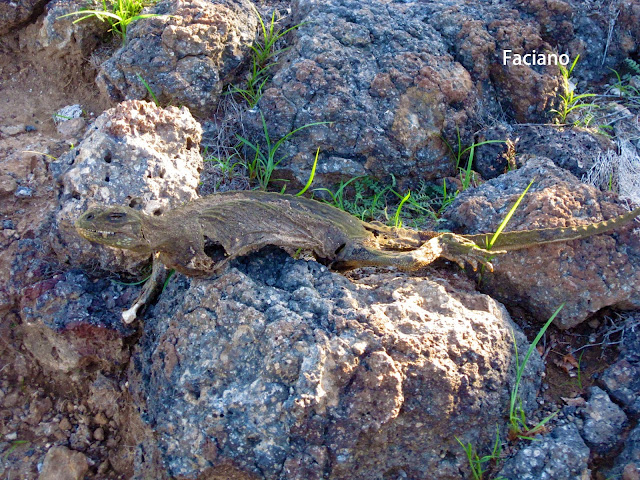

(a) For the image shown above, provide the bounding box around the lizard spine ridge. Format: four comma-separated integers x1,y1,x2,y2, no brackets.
463,206,640,251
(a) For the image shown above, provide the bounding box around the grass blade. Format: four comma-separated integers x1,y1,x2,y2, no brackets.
488,178,535,249
296,147,320,196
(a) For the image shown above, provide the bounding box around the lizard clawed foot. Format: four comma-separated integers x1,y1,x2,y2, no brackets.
428,232,505,272
122,254,168,324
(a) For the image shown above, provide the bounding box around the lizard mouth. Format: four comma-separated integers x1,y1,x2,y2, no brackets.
77,227,118,239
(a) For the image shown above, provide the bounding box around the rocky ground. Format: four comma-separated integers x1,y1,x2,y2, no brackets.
1,0,640,479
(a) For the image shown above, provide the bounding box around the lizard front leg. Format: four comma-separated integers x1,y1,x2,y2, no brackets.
122,253,168,324
121,249,218,323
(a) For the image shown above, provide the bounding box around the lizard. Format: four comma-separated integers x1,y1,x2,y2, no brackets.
75,190,640,323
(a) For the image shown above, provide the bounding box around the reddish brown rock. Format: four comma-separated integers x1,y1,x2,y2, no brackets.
446,156,640,329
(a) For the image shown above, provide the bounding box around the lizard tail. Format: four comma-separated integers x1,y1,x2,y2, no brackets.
462,206,640,252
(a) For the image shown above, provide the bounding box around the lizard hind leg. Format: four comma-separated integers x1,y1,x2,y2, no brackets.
332,234,505,272
429,233,506,272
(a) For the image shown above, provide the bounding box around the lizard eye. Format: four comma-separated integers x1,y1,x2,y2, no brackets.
85,213,94,221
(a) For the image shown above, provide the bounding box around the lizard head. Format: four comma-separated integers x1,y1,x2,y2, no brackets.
75,206,151,253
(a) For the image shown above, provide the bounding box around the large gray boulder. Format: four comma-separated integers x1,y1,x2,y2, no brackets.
129,248,543,479
18,0,105,55
0,0,47,36
238,0,640,188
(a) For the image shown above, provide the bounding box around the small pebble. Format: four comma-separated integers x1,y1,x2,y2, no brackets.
25,125,37,132
55,105,84,124
98,460,110,474
0,125,24,136
94,412,108,425
93,427,105,441
623,463,640,480
14,186,33,198
59,417,72,431
2,220,14,229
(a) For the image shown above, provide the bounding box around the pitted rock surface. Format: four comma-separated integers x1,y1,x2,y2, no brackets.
19,267,133,375
251,0,487,187
445,156,640,329
130,248,542,480
0,0,47,36
473,124,612,180
97,0,257,117
18,0,106,57
242,0,640,188
497,423,591,480
601,323,640,415
51,100,203,275
580,386,627,456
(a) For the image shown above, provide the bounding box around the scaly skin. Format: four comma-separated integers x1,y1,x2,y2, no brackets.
75,190,640,322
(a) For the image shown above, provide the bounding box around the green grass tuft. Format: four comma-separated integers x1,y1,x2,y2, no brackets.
441,128,505,193
508,304,563,440
455,426,504,480
550,55,597,125
58,0,163,45
236,112,328,191
313,176,439,228
228,6,304,107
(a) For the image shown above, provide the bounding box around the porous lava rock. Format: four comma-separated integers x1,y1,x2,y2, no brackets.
250,0,484,188
445,156,640,329
601,322,640,415
240,0,640,188
18,268,134,377
17,0,106,58
580,386,627,455
129,248,542,480
473,124,613,180
97,0,257,117
0,0,47,36
51,100,203,275
497,423,591,480
245,0,568,188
